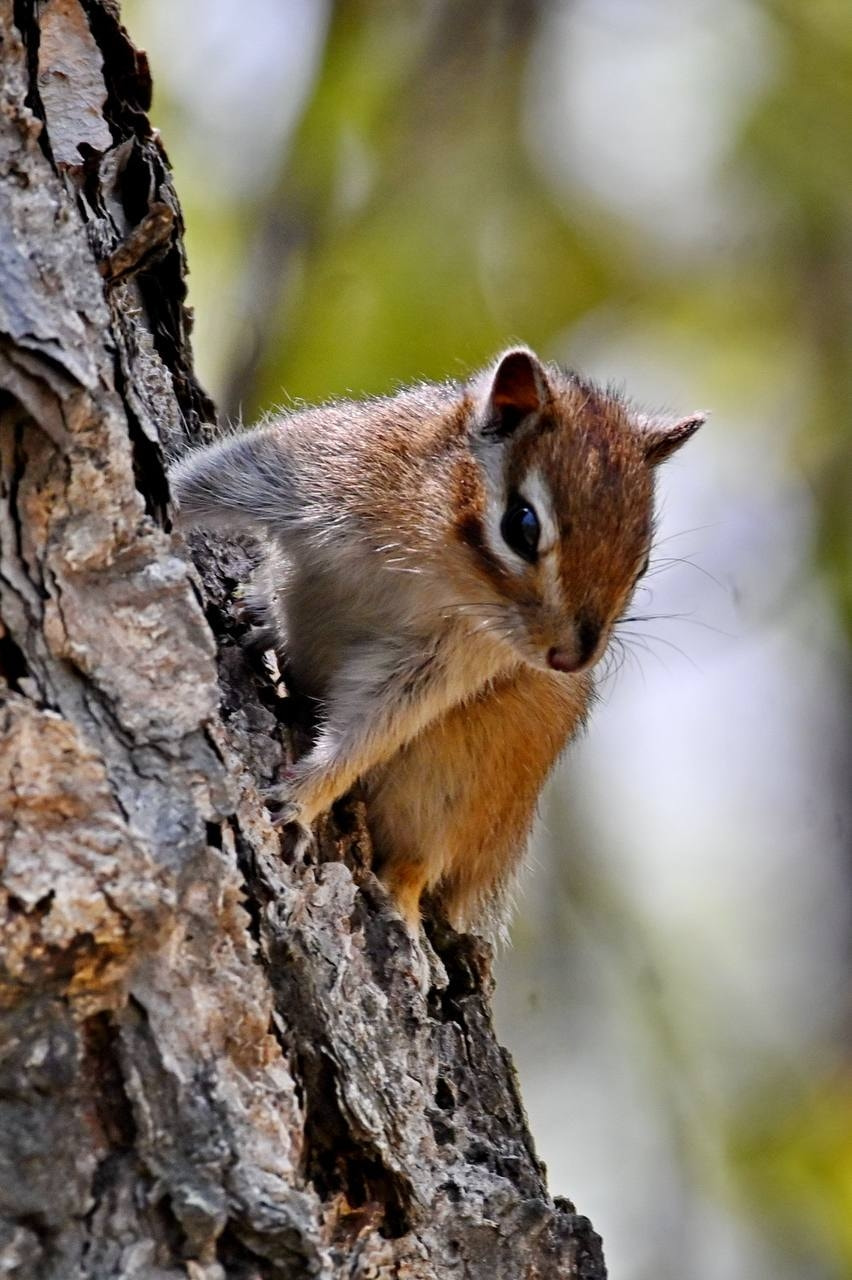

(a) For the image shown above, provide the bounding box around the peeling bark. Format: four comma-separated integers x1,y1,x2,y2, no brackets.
0,4,606,1277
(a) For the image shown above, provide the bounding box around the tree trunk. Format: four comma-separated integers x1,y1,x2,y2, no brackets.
0,4,606,1277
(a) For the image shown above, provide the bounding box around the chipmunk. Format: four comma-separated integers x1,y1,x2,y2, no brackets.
170,348,703,936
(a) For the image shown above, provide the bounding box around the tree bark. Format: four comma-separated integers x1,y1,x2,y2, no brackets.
0,4,606,1277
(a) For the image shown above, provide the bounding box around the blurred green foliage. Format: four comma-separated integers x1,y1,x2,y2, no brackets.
741,0,852,631
732,1071,852,1273
234,4,614,407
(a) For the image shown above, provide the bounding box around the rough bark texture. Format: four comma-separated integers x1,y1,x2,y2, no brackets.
0,4,606,1277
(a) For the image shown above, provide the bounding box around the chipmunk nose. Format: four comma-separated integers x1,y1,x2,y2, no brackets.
547,615,602,673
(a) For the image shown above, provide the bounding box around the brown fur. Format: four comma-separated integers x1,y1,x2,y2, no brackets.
369,665,591,931
169,347,703,940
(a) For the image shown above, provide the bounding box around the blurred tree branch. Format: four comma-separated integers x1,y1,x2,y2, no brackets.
220,0,607,421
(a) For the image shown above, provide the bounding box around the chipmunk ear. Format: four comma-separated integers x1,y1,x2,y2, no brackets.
479,347,550,437
643,413,706,465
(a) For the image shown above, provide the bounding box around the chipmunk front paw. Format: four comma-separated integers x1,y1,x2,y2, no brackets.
406,926,448,996
263,766,298,815
262,775,315,860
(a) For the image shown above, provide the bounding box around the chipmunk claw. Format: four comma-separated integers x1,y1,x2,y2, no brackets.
266,799,315,862
270,807,302,832
262,766,297,809
262,776,304,826
413,927,448,995
265,790,298,821
286,819,316,862
261,771,317,862
392,911,449,996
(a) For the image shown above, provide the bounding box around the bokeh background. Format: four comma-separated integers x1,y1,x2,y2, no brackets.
124,2,852,1276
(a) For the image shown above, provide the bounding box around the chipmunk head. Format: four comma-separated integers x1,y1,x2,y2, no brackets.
458,347,704,674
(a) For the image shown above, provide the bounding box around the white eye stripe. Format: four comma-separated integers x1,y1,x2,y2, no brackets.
518,468,565,613
483,489,524,572
480,465,562,578
519,468,558,555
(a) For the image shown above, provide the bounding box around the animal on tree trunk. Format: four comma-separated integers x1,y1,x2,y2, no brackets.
170,347,703,937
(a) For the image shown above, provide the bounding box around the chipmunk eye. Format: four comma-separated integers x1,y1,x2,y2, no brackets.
501,498,540,562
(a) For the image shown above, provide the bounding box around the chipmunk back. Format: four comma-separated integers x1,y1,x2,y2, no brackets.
170,348,702,935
